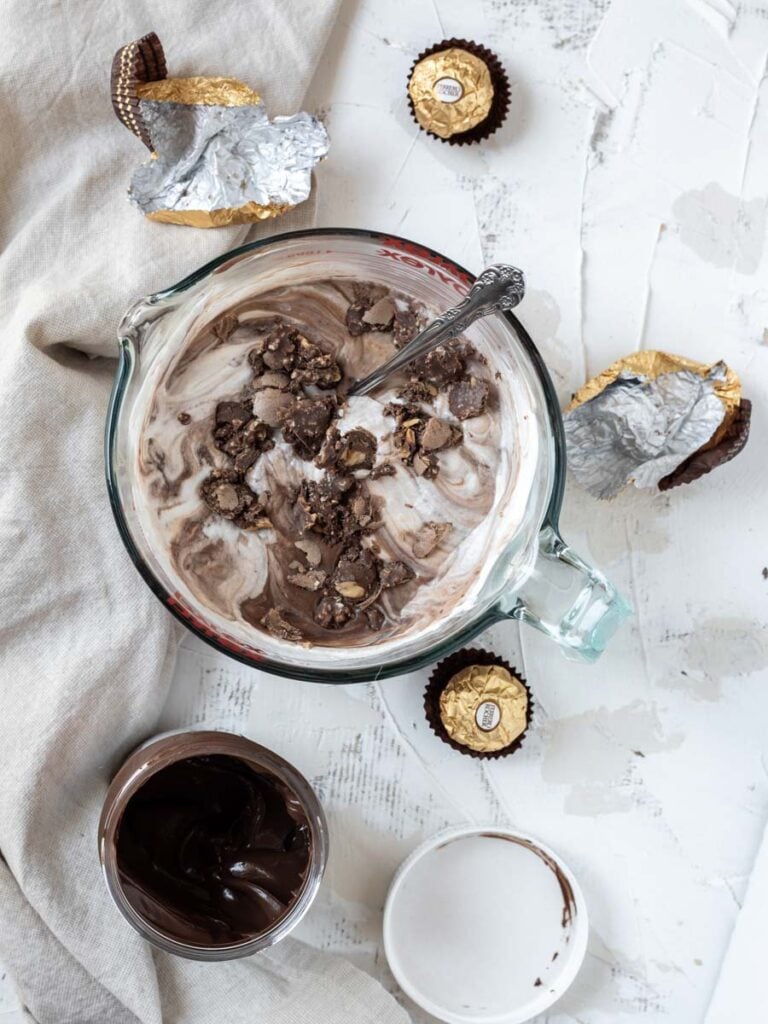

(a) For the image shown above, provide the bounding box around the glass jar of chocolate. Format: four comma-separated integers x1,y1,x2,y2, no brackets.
98,730,327,960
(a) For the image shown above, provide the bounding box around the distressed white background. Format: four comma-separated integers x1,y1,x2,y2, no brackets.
3,0,768,1021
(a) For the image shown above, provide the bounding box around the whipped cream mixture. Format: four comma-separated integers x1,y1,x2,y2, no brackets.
135,278,531,655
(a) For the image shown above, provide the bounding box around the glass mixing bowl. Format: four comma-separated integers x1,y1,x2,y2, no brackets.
106,228,629,682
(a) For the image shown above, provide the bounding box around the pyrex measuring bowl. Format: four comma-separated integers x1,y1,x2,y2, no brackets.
106,228,629,682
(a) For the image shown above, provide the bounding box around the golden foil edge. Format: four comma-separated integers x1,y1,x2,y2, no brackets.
137,76,262,107
566,350,742,449
439,664,528,753
146,201,293,228
408,48,493,139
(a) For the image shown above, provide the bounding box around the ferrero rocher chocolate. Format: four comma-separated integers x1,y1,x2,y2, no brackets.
111,33,328,227
425,650,532,758
407,39,510,145
564,351,751,497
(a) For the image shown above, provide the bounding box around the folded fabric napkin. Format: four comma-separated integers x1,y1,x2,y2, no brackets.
0,3,408,1022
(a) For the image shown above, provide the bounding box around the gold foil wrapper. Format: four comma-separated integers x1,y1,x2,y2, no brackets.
567,350,741,450
408,48,494,139
439,664,528,753
147,201,292,229
137,76,262,107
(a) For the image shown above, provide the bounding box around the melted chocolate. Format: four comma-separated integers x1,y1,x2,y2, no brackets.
115,755,311,946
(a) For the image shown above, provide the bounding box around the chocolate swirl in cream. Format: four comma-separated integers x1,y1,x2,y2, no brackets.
134,278,534,657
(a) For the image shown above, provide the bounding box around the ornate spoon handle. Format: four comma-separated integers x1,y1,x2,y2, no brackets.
347,264,525,398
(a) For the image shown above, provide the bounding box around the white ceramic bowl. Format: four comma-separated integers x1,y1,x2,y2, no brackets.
383,825,588,1024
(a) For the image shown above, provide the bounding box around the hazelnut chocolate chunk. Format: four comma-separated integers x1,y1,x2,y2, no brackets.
200,471,270,530
253,370,290,391
251,384,293,428
362,295,396,329
212,403,274,468
290,336,343,390
314,593,354,630
298,476,375,545
421,416,462,452
316,426,378,473
365,606,385,631
287,569,327,591
345,283,391,336
412,521,453,558
412,451,440,478
448,376,491,420
331,547,379,603
215,400,252,427
177,411,191,425
392,304,421,349
370,461,397,480
283,396,336,459
397,380,437,405
385,402,460,477
261,607,304,642
414,343,466,387
262,322,299,371
379,559,416,589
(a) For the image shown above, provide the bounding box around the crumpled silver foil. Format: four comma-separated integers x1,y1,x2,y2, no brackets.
130,101,329,215
564,362,729,499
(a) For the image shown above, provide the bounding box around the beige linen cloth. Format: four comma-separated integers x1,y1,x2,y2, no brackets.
0,3,409,1023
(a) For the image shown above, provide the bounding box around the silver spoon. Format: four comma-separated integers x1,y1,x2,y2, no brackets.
346,264,525,397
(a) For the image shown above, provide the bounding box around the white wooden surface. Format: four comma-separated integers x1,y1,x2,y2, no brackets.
4,1,768,1021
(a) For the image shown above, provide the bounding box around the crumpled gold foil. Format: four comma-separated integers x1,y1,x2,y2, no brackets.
567,350,741,449
408,48,493,139
147,201,291,228
136,76,262,106
439,665,528,753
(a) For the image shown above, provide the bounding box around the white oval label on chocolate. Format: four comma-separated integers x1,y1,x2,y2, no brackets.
475,700,501,732
434,77,463,103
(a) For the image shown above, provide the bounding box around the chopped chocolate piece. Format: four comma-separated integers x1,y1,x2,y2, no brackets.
262,323,298,371
448,376,490,420
294,538,322,567
316,426,378,473
261,607,304,642
251,385,293,428
379,560,416,589
215,400,252,427
285,335,344,390
392,304,420,349
370,461,397,480
362,295,396,329
331,547,379,603
397,380,437,404
345,283,390,336
200,471,270,530
421,416,462,452
177,411,191,425
365,606,385,631
384,402,460,477
253,370,290,391
412,521,453,558
298,476,375,544
213,409,274,468
314,594,354,629
413,451,440,478
283,396,336,459
287,569,327,591
211,314,238,342
414,343,466,386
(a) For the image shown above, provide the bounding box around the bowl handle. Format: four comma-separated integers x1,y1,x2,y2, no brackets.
499,524,631,662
